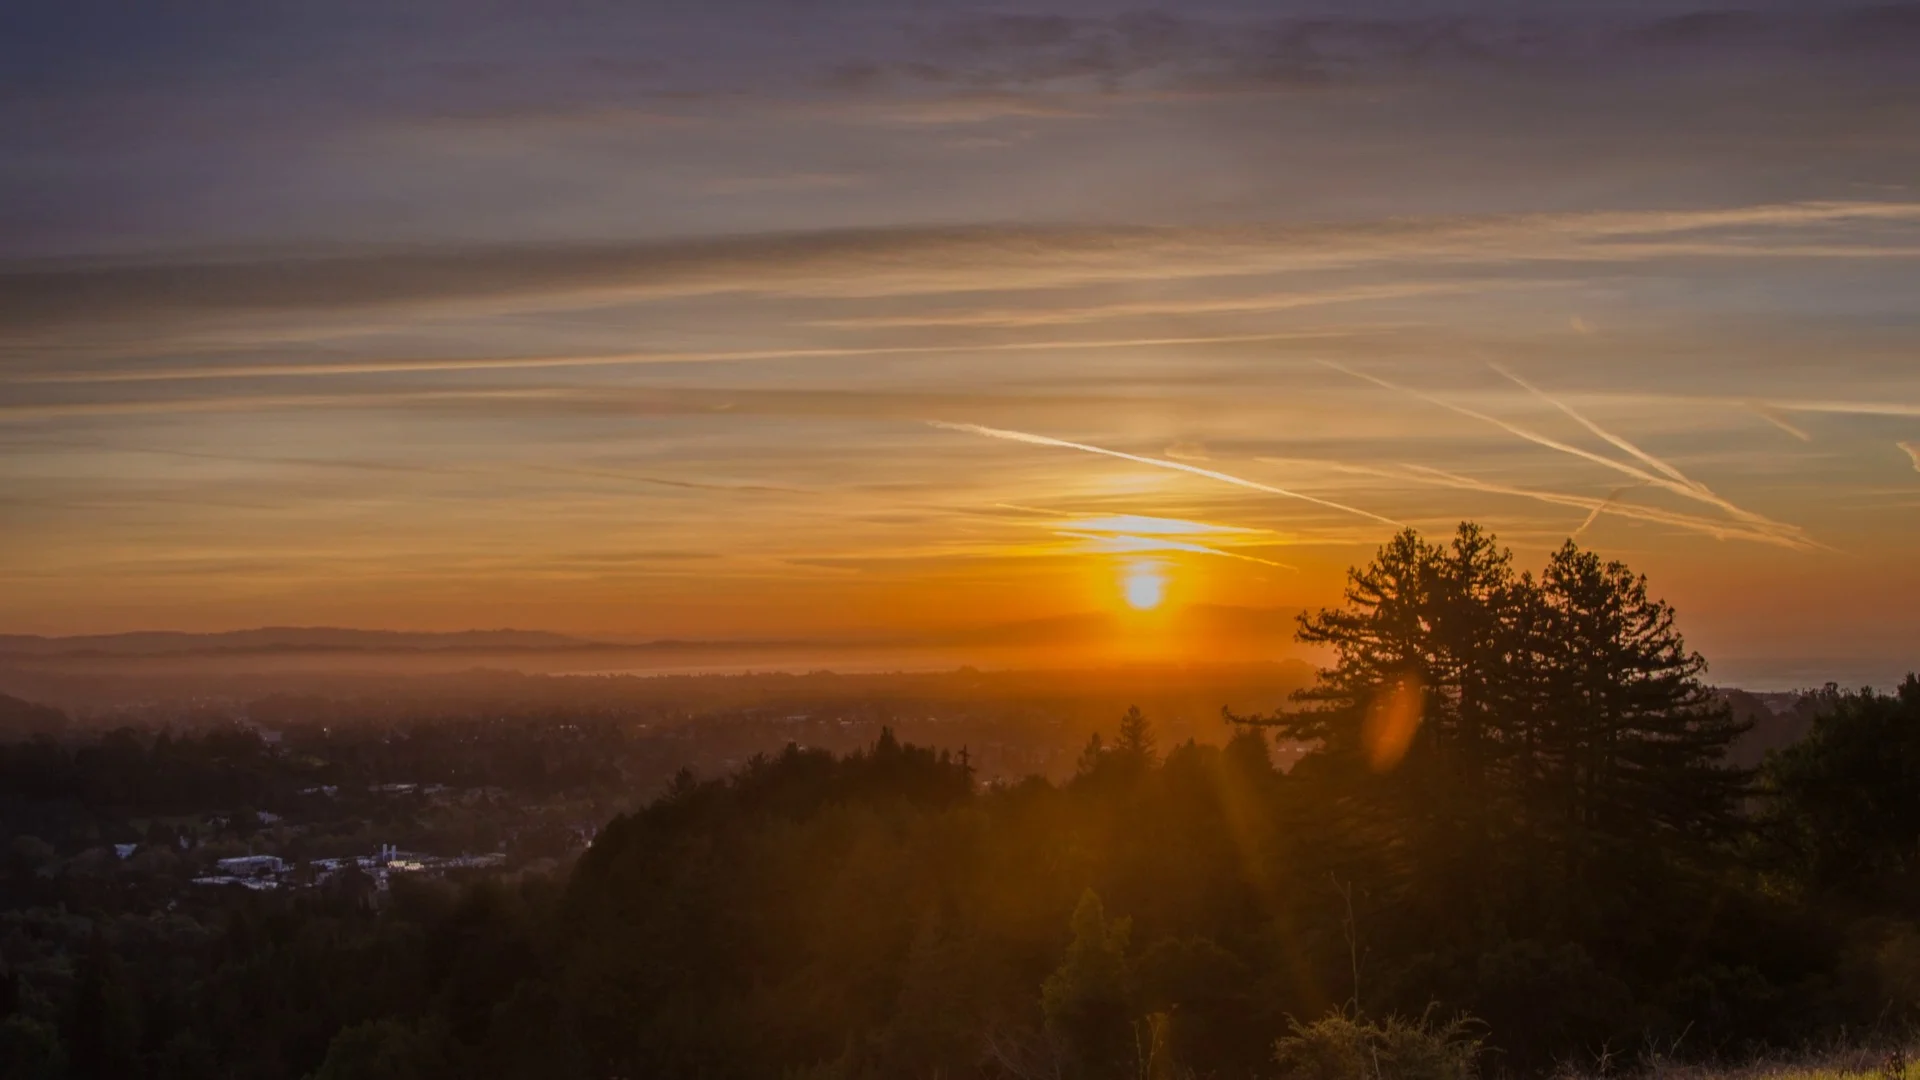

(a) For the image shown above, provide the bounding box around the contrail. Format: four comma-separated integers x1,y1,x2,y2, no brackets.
1550,392,1920,423
1572,484,1646,539
9,330,1354,385
1744,403,1813,442
1395,465,1815,549
929,420,1402,527
1487,361,1796,533
1271,456,1816,549
811,281,1479,329
1,438,452,475
1324,359,1674,481
23,439,815,496
1322,360,1811,545
1054,530,1297,570
1762,400,1920,419
1489,363,1696,489
530,464,812,496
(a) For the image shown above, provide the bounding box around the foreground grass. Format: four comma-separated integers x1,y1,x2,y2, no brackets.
1586,1045,1916,1080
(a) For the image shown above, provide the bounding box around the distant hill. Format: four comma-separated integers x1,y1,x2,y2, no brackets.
0,692,68,736
1719,687,1824,768
918,604,1307,649
0,607,1309,663
0,627,605,658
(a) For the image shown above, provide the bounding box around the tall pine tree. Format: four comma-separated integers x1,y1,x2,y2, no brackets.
1236,524,1749,940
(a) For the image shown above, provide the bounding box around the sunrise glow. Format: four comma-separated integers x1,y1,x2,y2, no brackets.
0,1,1914,690
1122,562,1168,611
4,9,1920,1076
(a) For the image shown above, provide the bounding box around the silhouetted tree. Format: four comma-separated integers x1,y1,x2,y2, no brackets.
1526,541,1751,922
64,932,140,1080
1115,706,1157,766
1043,890,1135,1080
310,1019,450,1080
1764,676,1920,893
1076,732,1108,778
1236,524,1750,938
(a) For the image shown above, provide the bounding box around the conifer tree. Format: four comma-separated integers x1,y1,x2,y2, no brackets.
64,934,140,1080
1115,706,1157,765
1042,890,1135,1079
1529,541,1750,904
1236,524,1750,934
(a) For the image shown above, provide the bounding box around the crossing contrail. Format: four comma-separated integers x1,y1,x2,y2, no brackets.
1394,465,1815,549
1268,456,1815,549
1572,484,1646,539
1490,363,1696,489
1321,360,1814,548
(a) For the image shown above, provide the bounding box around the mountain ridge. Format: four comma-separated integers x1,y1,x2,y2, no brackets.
0,605,1312,659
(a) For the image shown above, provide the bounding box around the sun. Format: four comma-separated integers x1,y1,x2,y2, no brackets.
1122,561,1167,611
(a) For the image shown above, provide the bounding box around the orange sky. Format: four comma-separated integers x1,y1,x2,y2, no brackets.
2,2,1918,687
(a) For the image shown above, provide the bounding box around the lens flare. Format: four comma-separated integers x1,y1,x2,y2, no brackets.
1122,561,1167,610
1363,673,1424,771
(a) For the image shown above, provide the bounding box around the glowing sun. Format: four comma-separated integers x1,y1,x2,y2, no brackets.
1122,561,1167,611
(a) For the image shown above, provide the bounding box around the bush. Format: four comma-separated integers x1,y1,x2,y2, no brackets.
307,1019,450,1080
1274,1012,1482,1080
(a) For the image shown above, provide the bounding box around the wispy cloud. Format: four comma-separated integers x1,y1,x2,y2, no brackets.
1901,441,1920,474
824,94,1089,126
1054,531,1295,569
703,172,865,196
928,420,1401,527
1049,514,1264,537
1761,399,1920,419
8,331,1352,386
808,281,1485,330
0,388,557,422
526,464,814,497
5,201,1914,341
1039,513,1293,568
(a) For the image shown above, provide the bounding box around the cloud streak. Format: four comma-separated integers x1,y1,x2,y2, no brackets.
6,331,1352,386
4,200,1914,343
1054,530,1295,570
1761,399,1920,419
1745,403,1814,442
928,420,1401,527
808,281,1488,330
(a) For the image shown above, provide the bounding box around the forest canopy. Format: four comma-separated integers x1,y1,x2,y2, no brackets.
3,524,1918,1080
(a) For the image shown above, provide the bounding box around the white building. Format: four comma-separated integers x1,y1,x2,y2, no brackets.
214,854,286,877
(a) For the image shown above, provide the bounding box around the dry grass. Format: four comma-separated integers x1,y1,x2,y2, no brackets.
1566,1045,1916,1080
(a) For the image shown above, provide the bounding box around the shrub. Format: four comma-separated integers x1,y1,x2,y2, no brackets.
1274,1012,1482,1080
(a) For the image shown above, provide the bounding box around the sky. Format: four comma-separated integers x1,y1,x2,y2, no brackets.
2,0,1918,685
